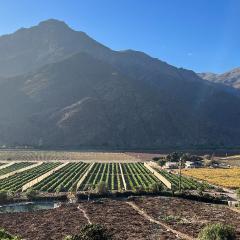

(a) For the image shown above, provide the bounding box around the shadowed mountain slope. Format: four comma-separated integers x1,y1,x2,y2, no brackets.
0,20,240,149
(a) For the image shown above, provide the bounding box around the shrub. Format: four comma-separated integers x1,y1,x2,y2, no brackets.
236,188,240,200
64,224,112,240
0,228,21,240
158,160,166,167
0,190,8,202
25,188,38,200
56,184,67,193
198,223,236,240
152,157,160,161
148,182,163,193
95,182,108,195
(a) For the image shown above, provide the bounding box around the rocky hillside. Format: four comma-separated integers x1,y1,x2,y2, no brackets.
199,68,240,89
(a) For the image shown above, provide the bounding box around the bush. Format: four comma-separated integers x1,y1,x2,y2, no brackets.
148,182,164,193
64,224,111,240
236,188,240,200
0,228,21,240
0,190,8,202
95,182,108,195
198,223,236,240
152,157,160,161
25,188,38,200
56,184,67,193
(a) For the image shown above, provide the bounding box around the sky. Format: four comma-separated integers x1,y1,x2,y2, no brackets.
0,0,240,73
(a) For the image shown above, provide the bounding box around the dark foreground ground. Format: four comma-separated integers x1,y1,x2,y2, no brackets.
0,196,239,240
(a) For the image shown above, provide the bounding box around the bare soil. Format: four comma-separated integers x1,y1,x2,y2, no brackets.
0,200,179,240
132,196,240,239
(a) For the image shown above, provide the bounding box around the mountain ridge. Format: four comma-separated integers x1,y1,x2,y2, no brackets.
199,67,240,89
0,19,240,149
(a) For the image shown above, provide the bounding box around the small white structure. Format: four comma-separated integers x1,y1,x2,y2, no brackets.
164,162,178,169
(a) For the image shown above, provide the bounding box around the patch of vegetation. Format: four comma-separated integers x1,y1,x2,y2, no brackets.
148,182,164,193
64,224,112,240
0,228,21,240
0,190,8,202
95,182,108,195
198,223,236,240
25,188,38,200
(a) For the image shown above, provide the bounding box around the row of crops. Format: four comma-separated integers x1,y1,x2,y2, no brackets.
33,162,89,192
0,162,61,192
156,169,211,190
78,163,125,191
0,162,34,176
0,161,210,193
122,163,161,190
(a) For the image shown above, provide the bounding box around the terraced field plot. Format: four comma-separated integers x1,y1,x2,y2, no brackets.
0,162,61,192
156,169,211,190
0,162,34,176
122,163,161,190
78,163,125,191
33,162,90,192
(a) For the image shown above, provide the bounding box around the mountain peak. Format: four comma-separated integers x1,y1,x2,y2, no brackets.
37,19,71,30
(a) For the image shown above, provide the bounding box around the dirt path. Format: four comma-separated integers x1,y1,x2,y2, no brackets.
126,201,196,240
77,205,92,224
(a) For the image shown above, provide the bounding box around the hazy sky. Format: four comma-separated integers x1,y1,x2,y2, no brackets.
0,0,239,73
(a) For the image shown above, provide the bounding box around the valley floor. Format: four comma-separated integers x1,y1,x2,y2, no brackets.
0,196,239,240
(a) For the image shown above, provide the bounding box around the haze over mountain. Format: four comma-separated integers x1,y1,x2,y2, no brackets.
0,19,240,149
199,68,240,89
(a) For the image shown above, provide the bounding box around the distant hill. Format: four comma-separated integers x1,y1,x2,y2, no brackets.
199,68,240,89
0,19,240,149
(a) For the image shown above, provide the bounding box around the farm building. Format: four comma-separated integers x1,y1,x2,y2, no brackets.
185,161,203,168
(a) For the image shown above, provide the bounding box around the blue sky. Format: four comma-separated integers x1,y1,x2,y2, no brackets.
0,0,239,73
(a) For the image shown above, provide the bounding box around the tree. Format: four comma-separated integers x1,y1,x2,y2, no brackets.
166,152,182,162
198,223,236,240
64,224,112,240
158,160,166,167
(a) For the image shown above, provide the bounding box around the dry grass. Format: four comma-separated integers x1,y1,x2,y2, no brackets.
183,168,240,189
0,150,139,162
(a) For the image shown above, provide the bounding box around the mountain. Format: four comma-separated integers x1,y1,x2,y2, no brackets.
0,19,240,149
199,68,240,89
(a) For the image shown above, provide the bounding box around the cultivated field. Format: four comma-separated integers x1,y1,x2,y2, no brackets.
0,197,239,240
183,168,240,189
156,169,212,190
0,161,209,193
0,150,139,162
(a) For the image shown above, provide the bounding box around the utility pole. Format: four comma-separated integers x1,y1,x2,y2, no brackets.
179,157,182,192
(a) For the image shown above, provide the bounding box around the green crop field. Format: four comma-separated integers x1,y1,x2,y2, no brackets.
0,162,34,176
156,170,212,190
78,163,125,191
33,162,90,192
121,163,161,190
0,162,61,192
0,161,208,193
